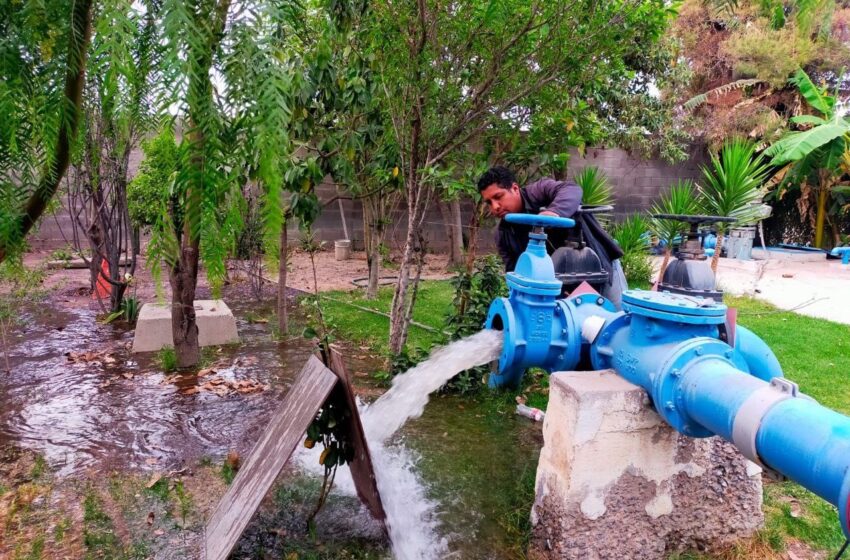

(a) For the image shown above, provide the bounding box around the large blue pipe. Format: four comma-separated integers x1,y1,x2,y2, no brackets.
484,214,850,537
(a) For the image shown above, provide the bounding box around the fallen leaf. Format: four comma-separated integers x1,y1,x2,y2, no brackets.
147,511,155,525
181,387,200,396
146,473,163,488
122,373,134,380
225,451,241,472
197,368,215,377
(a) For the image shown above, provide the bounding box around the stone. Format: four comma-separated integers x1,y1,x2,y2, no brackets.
531,370,763,560
131,300,239,353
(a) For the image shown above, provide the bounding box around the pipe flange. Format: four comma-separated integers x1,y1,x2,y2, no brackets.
731,377,800,469
655,338,746,437
485,297,518,378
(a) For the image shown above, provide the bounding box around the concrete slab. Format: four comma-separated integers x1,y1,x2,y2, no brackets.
131,299,239,353
531,370,762,559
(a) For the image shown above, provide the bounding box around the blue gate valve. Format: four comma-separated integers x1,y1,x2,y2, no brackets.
485,213,578,388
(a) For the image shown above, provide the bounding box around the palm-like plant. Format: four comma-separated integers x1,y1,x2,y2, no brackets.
574,167,614,206
698,139,770,272
649,180,702,282
574,166,614,226
764,69,850,248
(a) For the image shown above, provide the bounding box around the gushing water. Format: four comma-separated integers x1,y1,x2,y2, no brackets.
300,329,503,560
361,329,504,443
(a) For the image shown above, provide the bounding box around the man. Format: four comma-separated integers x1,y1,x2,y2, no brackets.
477,165,626,307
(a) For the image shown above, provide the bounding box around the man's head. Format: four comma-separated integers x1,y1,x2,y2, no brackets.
477,166,522,219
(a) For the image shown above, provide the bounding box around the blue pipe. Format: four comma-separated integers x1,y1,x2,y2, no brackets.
734,325,783,382
680,357,850,534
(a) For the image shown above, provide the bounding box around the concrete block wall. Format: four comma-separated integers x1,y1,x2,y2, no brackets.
28,145,707,254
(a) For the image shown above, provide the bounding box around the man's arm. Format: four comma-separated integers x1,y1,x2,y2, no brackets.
524,178,582,217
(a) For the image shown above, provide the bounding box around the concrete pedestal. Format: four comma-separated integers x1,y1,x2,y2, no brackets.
131,300,239,353
530,370,763,560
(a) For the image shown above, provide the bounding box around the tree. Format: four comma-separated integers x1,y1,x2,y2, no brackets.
676,0,850,150
698,139,770,271
0,0,95,263
765,69,850,248
147,0,303,367
372,0,677,355
67,1,160,313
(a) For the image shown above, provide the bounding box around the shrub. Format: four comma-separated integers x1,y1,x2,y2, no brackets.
612,214,653,285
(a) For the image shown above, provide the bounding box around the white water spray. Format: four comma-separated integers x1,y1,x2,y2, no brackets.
299,329,503,560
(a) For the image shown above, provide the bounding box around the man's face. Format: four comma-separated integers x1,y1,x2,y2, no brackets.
481,183,522,218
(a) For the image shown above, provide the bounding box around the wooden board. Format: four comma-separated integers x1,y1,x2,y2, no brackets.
327,346,386,523
203,355,337,560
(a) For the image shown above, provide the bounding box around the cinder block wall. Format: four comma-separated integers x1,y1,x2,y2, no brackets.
28,145,707,253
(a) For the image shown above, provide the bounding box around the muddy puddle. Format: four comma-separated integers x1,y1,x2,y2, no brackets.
0,299,314,477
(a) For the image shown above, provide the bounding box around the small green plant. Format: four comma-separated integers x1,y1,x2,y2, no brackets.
49,246,75,262
446,255,506,339
303,394,356,530
157,347,178,372
220,462,237,485
30,454,46,479
103,296,141,325
612,214,653,285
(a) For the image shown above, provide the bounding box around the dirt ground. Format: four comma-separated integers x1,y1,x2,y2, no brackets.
19,248,455,304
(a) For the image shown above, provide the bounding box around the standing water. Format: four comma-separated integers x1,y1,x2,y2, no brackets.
301,329,504,560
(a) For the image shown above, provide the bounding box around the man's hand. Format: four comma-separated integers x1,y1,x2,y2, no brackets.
539,210,558,217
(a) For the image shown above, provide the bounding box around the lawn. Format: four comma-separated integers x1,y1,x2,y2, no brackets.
305,280,455,356
307,280,850,558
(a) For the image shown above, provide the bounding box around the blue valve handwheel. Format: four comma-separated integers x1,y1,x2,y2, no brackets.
504,213,575,229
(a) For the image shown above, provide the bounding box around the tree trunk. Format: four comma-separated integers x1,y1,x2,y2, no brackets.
0,0,93,264
278,221,288,335
814,186,828,249
364,200,381,300
711,233,724,274
657,249,672,285
169,239,201,368
389,227,416,355
464,203,482,274
449,198,464,267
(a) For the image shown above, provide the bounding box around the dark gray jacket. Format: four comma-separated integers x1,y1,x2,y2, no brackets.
496,178,623,280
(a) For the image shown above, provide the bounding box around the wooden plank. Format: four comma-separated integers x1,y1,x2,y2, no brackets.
327,346,387,524
204,355,337,560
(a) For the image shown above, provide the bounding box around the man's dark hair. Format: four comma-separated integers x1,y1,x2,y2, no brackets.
477,166,516,192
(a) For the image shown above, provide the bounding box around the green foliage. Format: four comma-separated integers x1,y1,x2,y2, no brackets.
573,167,614,208
649,180,702,248
612,214,653,284
722,23,814,87
128,130,179,230
0,0,89,259
698,138,770,231
446,255,507,340
157,347,177,373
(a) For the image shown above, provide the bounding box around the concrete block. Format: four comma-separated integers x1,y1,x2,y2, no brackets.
531,370,762,560
132,299,240,353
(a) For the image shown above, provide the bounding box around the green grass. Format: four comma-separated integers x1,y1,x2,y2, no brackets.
728,295,850,413
305,280,455,355
82,488,148,560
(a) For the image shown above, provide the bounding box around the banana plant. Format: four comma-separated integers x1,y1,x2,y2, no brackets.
765,69,850,248
649,180,702,283
698,139,770,272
